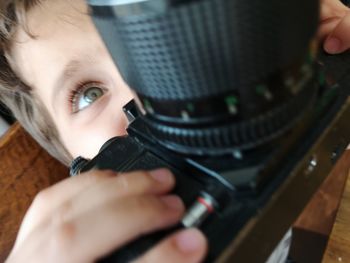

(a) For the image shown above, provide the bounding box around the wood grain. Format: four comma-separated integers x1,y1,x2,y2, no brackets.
0,123,68,261
291,150,350,263
294,150,350,236
323,170,350,263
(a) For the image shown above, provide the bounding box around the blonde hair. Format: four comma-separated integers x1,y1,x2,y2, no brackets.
0,0,72,165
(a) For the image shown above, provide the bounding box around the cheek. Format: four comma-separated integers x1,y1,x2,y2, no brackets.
60,107,129,159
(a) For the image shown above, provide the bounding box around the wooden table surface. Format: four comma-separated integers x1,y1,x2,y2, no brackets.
0,124,68,261
323,170,350,263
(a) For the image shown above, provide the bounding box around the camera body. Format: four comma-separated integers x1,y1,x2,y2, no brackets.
75,69,350,262
72,0,350,261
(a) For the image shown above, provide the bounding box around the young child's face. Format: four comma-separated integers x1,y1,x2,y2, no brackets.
11,0,133,159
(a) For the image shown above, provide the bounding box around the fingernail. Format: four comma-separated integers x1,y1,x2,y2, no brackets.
160,195,184,210
324,37,342,54
149,169,172,183
175,229,205,253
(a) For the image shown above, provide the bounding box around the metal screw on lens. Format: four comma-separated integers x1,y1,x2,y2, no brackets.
305,155,317,176
181,192,218,228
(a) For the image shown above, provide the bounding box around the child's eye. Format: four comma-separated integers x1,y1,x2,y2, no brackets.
70,82,106,113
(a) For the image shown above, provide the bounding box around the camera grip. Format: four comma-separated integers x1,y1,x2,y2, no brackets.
80,136,225,262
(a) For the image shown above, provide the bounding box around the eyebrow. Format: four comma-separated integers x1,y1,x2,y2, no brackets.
52,59,86,110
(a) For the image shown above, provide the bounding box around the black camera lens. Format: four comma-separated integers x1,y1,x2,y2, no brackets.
89,0,319,155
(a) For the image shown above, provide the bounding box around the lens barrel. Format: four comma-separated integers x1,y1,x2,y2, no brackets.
88,0,319,154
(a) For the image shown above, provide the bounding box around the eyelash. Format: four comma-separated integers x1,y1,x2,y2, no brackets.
68,81,106,113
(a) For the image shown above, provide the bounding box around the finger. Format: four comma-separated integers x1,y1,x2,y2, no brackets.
320,0,348,21
32,169,173,213
14,169,116,248
318,0,349,40
324,11,350,54
55,168,175,220
29,169,116,216
101,168,175,197
17,169,174,248
136,228,207,263
318,17,341,40
44,194,185,262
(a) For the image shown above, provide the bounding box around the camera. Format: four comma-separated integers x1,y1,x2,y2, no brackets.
71,0,350,262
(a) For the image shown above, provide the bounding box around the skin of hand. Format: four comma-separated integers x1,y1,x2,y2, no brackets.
319,0,350,54
5,169,207,263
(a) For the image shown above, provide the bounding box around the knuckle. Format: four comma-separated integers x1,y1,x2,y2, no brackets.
115,171,154,193
133,196,166,216
98,169,117,177
50,220,76,253
127,196,174,235
56,200,73,220
115,173,130,192
32,188,51,209
49,202,75,251
83,169,115,183
132,171,154,188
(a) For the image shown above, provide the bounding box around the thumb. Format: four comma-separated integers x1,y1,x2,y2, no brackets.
324,11,350,54
136,228,207,263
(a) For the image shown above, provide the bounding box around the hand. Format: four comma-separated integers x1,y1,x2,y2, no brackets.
319,0,350,54
5,169,207,263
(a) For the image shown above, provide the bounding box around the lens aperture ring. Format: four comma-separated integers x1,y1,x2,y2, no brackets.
143,82,317,155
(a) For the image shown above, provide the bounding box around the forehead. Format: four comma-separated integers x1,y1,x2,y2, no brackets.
11,0,99,88
25,0,89,35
